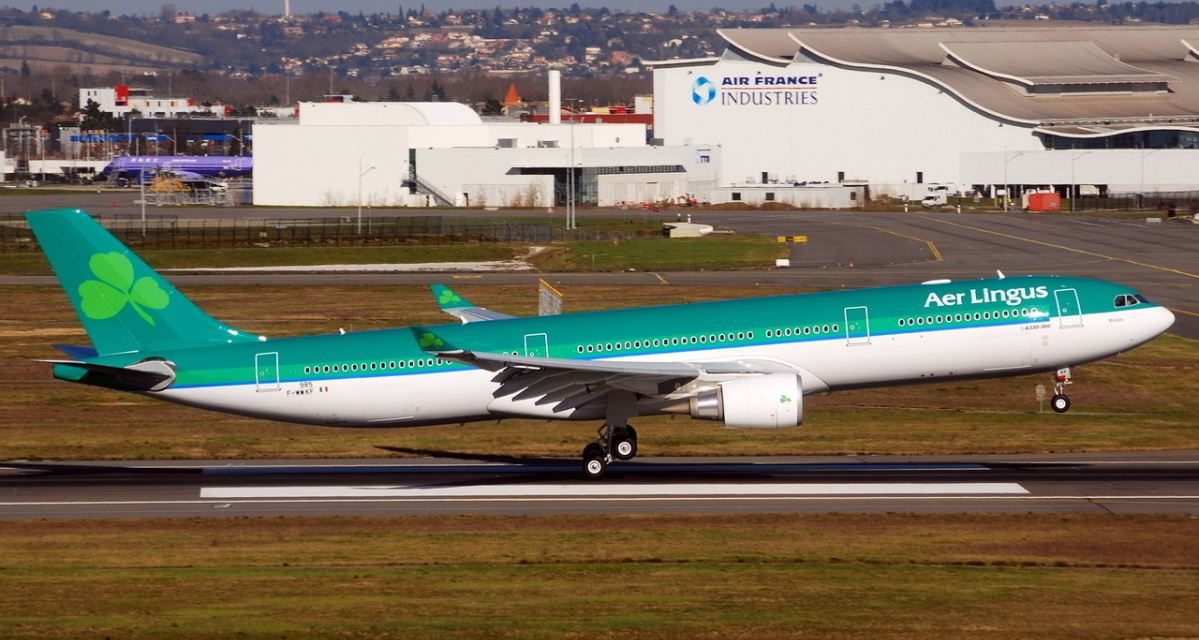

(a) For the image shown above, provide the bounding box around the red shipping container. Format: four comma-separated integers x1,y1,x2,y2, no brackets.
1028,192,1061,212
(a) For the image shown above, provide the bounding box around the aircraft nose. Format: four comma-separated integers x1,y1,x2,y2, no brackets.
1154,306,1176,335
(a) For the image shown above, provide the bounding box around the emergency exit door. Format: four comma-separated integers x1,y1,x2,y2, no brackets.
844,306,870,345
255,352,280,392
1054,289,1083,328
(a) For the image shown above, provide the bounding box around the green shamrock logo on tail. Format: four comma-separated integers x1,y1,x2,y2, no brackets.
78,252,169,325
438,290,463,305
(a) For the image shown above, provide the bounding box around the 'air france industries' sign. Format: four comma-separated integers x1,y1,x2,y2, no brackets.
691,74,819,107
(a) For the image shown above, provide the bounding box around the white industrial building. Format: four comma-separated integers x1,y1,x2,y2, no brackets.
651,26,1199,199
80,86,220,118
253,97,721,208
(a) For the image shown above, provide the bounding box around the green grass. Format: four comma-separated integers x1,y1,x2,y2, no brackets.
532,235,787,271
0,245,520,275
0,514,1196,639
0,230,783,275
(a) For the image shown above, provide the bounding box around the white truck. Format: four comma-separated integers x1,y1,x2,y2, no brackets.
921,185,952,207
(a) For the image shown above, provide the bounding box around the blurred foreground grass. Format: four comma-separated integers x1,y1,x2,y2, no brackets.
0,513,1196,639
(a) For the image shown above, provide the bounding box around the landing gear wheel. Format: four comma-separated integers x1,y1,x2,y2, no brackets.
613,426,638,461
1050,394,1071,414
582,442,608,480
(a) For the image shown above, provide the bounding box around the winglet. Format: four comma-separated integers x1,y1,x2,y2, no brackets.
410,326,459,353
428,284,516,324
431,284,472,310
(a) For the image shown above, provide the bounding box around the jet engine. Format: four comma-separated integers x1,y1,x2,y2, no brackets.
688,373,803,428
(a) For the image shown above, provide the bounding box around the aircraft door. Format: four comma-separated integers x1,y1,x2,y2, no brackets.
255,352,280,392
1054,289,1083,328
844,306,870,345
524,333,549,358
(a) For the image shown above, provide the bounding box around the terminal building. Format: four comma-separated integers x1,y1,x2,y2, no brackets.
650,26,1199,200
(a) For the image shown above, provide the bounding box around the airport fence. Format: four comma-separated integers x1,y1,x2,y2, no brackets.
0,214,652,253
1070,191,1199,215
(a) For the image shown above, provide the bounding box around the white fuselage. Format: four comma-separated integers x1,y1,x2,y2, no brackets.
155,304,1174,428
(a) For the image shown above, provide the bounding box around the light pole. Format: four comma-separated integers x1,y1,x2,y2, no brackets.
569,115,576,230
564,98,581,231
357,157,376,235
1070,150,1092,213
1001,150,1026,211
139,167,147,238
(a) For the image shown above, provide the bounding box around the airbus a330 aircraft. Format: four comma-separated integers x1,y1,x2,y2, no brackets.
28,209,1175,478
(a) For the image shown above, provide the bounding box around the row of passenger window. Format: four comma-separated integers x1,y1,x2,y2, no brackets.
576,331,756,354
302,358,450,376
898,307,1040,328
765,324,836,338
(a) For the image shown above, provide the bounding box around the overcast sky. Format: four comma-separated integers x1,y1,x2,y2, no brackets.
10,1,866,15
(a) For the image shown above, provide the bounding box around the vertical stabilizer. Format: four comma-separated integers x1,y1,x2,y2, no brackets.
26,208,262,356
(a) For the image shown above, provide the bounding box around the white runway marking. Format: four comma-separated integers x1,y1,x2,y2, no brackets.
200,482,1029,499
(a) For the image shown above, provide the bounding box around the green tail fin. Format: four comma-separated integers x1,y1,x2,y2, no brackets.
26,208,262,356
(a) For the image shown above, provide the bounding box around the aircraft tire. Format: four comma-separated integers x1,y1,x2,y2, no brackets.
614,434,637,461
582,443,608,480
1050,394,1071,414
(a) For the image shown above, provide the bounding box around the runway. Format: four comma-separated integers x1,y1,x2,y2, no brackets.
3,451,1198,519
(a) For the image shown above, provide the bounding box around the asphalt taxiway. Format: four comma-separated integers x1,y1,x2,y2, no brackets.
3,452,1197,519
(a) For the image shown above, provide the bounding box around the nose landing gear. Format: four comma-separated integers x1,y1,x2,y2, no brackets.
1050,367,1073,414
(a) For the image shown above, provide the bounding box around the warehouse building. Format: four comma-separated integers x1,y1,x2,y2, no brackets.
650,26,1199,199
252,94,721,208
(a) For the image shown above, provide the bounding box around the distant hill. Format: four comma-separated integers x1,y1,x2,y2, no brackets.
0,24,204,73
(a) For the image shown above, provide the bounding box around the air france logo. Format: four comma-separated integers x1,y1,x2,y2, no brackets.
692,76,717,106
700,75,820,107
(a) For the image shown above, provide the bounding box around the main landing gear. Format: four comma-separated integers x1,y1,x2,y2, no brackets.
1051,367,1073,414
581,390,639,480
581,424,638,480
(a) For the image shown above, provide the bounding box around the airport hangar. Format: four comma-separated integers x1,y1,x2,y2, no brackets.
253,26,1199,209
251,100,752,209
651,26,1199,202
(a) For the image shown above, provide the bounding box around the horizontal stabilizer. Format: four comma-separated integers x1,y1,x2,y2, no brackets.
54,344,99,359
41,359,176,392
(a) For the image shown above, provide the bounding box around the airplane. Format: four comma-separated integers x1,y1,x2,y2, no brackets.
99,156,252,186
26,208,1175,479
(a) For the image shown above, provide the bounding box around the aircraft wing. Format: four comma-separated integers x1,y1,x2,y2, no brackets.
412,327,785,413
430,284,515,323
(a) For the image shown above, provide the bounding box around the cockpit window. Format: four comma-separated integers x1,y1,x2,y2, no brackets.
1135,294,1149,304
1114,294,1141,308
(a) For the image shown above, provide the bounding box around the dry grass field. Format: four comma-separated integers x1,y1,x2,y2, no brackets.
0,514,1197,639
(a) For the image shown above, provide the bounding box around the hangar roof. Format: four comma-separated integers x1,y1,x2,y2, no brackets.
716,26,1199,127
299,101,483,127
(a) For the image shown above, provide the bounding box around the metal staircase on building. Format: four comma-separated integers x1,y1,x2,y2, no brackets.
409,176,455,207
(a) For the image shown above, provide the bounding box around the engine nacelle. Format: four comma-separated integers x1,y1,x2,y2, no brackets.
688,373,803,428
